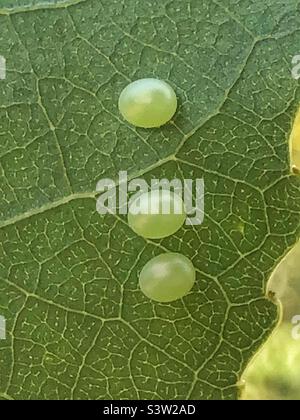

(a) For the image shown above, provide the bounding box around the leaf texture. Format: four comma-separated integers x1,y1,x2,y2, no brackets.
0,0,300,400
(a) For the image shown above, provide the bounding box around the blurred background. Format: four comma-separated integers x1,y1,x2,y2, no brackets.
242,241,300,400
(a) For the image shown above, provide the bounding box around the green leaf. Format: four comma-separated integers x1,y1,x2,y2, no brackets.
0,0,83,12
1,0,300,400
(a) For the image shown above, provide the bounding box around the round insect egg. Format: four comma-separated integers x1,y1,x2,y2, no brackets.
139,253,196,302
128,189,186,239
118,78,177,128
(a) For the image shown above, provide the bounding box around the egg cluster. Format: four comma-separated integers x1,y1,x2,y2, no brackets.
118,78,195,303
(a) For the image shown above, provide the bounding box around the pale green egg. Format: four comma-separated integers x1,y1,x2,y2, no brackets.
139,253,196,302
128,189,186,239
118,78,177,128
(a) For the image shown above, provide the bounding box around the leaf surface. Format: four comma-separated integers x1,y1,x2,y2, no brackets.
0,0,300,400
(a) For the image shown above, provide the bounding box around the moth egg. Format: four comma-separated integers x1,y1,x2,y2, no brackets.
139,253,196,302
118,78,177,128
128,189,186,239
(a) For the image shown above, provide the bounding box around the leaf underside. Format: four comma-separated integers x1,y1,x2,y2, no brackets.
0,0,300,400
